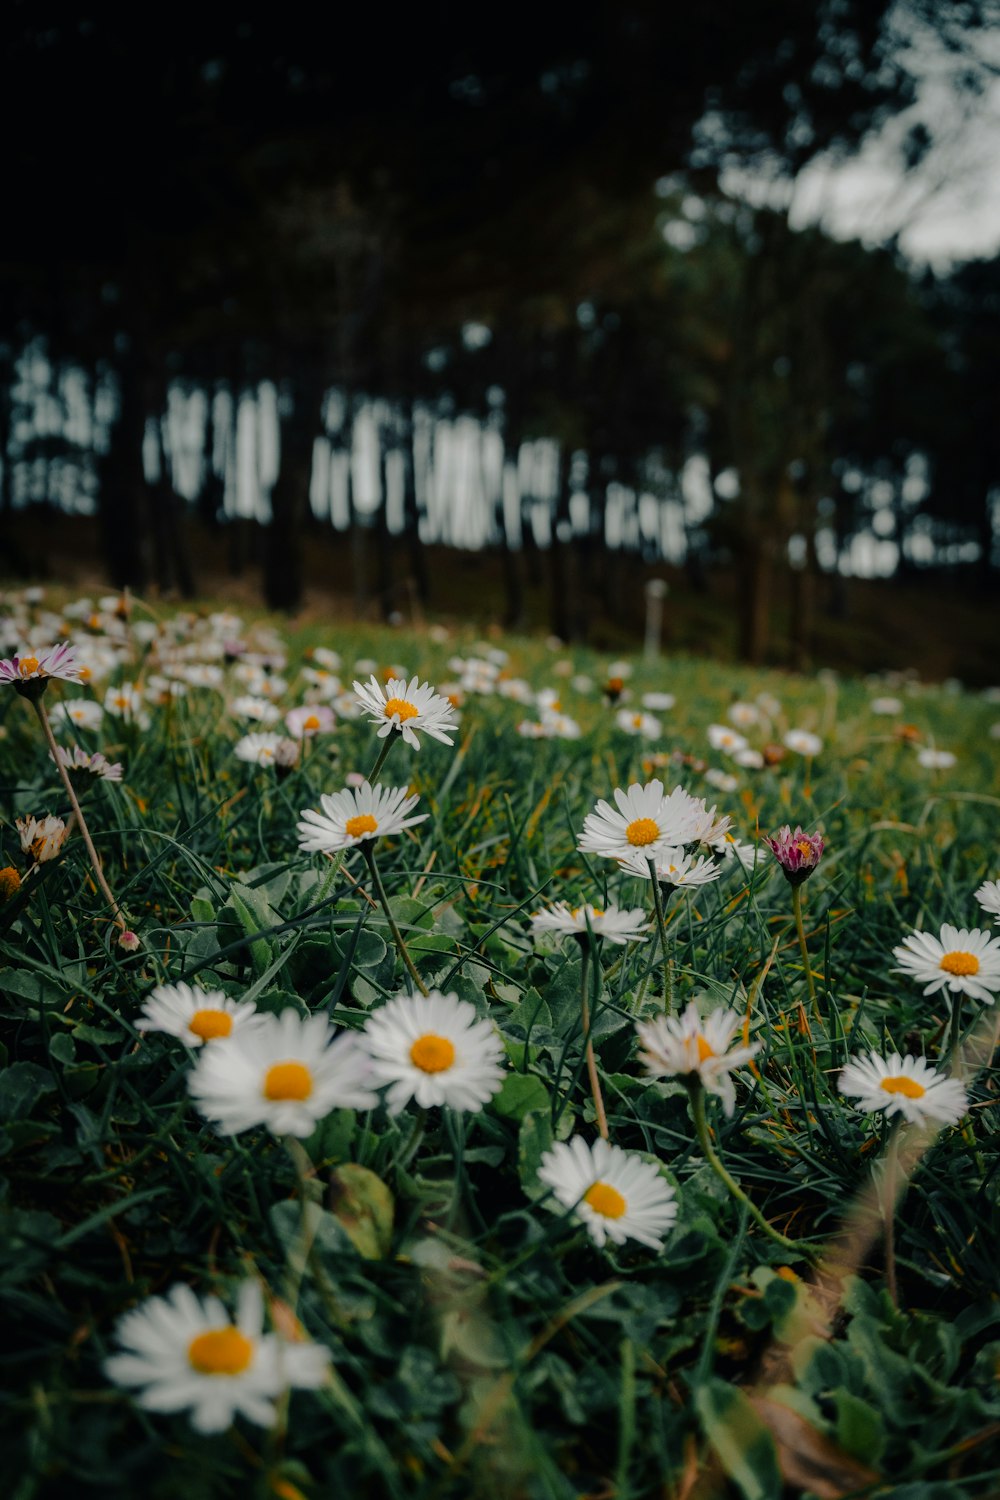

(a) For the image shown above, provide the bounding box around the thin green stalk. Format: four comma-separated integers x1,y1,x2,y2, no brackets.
791,882,817,1013
687,1080,815,1262
580,940,610,1140
367,733,397,784
363,844,429,995
647,862,673,1013
33,696,128,935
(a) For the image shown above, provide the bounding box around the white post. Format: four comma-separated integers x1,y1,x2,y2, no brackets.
644,579,668,661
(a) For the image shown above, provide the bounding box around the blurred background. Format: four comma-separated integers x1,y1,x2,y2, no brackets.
2,1,999,677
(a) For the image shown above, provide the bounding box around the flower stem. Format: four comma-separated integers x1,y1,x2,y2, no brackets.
579,941,610,1140
33,697,127,934
363,844,429,996
791,883,817,1013
687,1080,814,1261
881,1127,901,1308
647,862,673,1014
367,734,397,784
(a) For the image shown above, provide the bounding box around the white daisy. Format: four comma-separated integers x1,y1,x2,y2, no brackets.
916,747,957,769
135,982,263,1047
578,780,717,861
727,702,760,728
362,991,506,1113
732,748,765,770
300,666,342,700
838,1052,968,1127
975,880,1000,925
233,733,297,768
353,674,457,749
870,697,903,715
296,780,428,855
529,902,649,946
16,814,68,864
619,846,722,889
707,724,748,755
103,683,150,727
615,709,662,739
537,1136,677,1249
893,923,1000,1004
51,699,104,732
641,691,675,711
705,768,739,793
539,710,582,740
230,695,281,725
188,1009,379,1137
104,1280,329,1434
636,1001,760,1116
784,729,823,757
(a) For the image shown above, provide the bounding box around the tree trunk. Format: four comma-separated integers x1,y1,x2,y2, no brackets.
265,375,321,611
737,531,772,664
98,351,148,590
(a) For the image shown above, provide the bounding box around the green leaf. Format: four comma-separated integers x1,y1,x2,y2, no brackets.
833,1389,885,1463
695,1379,781,1500
491,1074,550,1121
48,1031,76,1066
0,1062,56,1123
329,1163,395,1258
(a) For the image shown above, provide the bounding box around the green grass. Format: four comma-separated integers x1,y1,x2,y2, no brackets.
1,597,1000,1499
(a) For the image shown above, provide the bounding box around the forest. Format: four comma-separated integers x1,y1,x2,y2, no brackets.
1,2,998,663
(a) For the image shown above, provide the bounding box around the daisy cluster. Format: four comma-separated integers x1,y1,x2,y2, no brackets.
1,585,998,1469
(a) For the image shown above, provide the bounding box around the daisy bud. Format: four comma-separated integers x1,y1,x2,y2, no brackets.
765,825,824,886
117,929,141,953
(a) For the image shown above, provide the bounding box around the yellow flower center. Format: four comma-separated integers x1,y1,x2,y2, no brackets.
303,714,320,731
939,950,979,977
796,840,813,858
384,697,419,723
625,817,660,847
263,1061,313,1101
189,1008,234,1042
344,813,378,839
187,1326,254,1376
409,1033,456,1073
880,1075,926,1099
583,1181,627,1219
696,1035,715,1063
0,866,22,901
78,665,92,681
570,906,604,919
18,657,40,678
632,715,643,728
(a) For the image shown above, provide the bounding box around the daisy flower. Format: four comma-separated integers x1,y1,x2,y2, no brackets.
893,923,1000,1004
578,780,718,861
838,1052,968,1127
135,982,263,1047
916,747,957,769
705,768,739,793
51,745,123,781
0,643,81,695
765,825,824,885
727,702,760,728
707,724,748,755
539,710,582,740
537,1136,677,1249
732,747,765,770
103,683,150,726
285,704,335,738
188,1009,379,1137
975,880,1000,925
619,846,722,889
297,780,427,855
615,709,661,739
230,695,281,725
529,902,649,946
636,1001,760,1116
870,697,903,715
784,729,823,757
51,699,104,732
353,674,457,749
104,1280,329,1434
641,691,675,711
233,733,298,768
362,991,506,1112
16,814,68,865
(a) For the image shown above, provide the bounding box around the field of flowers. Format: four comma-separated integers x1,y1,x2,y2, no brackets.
2,587,1000,1500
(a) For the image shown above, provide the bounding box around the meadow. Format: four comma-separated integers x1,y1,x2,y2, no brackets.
1,588,999,1500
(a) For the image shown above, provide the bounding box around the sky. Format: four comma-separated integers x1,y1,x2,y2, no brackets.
725,2,1000,267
